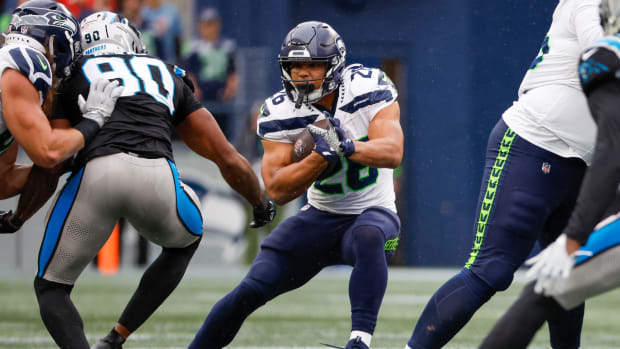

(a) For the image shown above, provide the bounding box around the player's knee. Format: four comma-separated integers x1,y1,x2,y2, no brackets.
472,261,515,291
351,225,385,257
163,237,200,260
246,256,285,288
34,277,73,311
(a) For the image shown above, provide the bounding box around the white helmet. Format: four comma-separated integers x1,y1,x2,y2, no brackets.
80,11,147,55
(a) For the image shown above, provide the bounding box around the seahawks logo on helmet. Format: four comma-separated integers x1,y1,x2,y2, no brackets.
44,12,77,32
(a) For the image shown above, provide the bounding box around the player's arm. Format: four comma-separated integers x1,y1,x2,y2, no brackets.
176,107,263,206
562,80,620,249
573,0,604,49
0,119,72,234
2,71,120,168
260,140,328,205
348,101,403,168
2,69,84,168
0,142,31,199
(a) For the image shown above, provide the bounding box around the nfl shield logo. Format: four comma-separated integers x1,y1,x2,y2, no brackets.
20,26,28,34
542,162,551,174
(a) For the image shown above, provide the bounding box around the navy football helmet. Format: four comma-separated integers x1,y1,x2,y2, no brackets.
601,0,620,35
5,0,82,78
278,21,346,106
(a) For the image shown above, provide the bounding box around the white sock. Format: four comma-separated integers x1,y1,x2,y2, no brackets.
350,331,372,347
405,345,413,349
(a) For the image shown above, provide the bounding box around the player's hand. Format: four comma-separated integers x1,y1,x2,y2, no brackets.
306,124,339,166
307,117,355,157
78,79,124,127
0,210,23,234
250,198,276,228
525,234,589,296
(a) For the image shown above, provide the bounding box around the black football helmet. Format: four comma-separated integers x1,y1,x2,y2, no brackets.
5,0,82,78
278,21,346,105
601,0,620,35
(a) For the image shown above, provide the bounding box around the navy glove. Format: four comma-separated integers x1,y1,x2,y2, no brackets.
0,210,22,234
250,198,276,228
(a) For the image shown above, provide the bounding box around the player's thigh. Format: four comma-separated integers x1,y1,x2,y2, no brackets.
38,164,120,285
339,206,401,265
538,159,586,248
260,205,355,258
121,155,201,248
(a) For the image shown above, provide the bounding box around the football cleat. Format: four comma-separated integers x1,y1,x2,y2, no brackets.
321,336,369,349
345,337,369,349
91,331,125,349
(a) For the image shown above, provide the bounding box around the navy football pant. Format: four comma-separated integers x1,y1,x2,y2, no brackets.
409,119,586,349
189,205,400,349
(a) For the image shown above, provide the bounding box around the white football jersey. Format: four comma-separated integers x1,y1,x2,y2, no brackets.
503,0,603,165
0,44,53,155
257,64,398,215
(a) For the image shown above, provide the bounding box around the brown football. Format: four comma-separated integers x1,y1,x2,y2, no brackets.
291,119,330,162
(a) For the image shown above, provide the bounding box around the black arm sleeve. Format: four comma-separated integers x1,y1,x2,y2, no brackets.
563,80,620,244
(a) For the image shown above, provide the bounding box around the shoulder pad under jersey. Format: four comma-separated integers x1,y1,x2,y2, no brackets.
0,45,53,101
339,64,397,115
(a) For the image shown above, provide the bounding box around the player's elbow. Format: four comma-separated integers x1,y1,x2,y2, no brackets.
385,148,403,169
30,150,64,169
386,155,402,169
264,184,293,206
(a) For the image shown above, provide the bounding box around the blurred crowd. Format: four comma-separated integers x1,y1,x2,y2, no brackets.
2,0,241,142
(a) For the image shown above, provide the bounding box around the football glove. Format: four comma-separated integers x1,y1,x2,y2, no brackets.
307,117,355,157
0,210,23,234
525,234,591,296
307,124,340,167
78,79,124,127
250,198,276,228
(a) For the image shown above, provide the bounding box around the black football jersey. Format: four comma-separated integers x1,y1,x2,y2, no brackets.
52,53,202,168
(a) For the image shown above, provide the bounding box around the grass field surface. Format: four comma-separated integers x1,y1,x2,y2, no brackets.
1,267,619,348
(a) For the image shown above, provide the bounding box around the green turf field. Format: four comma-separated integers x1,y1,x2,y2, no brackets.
1,267,619,348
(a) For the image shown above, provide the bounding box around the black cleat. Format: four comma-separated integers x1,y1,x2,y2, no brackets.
345,337,369,349
91,330,125,349
321,336,369,349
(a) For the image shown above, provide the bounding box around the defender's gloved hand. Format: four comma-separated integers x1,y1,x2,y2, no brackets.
78,79,124,127
307,117,355,157
525,234,589,296
250,198,276,228
0,210,23,234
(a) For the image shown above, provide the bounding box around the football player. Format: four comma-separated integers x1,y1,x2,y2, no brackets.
0,0,121,231
481,1,620,347
405,1,603,349
189,21,403,349
16,11,274,349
